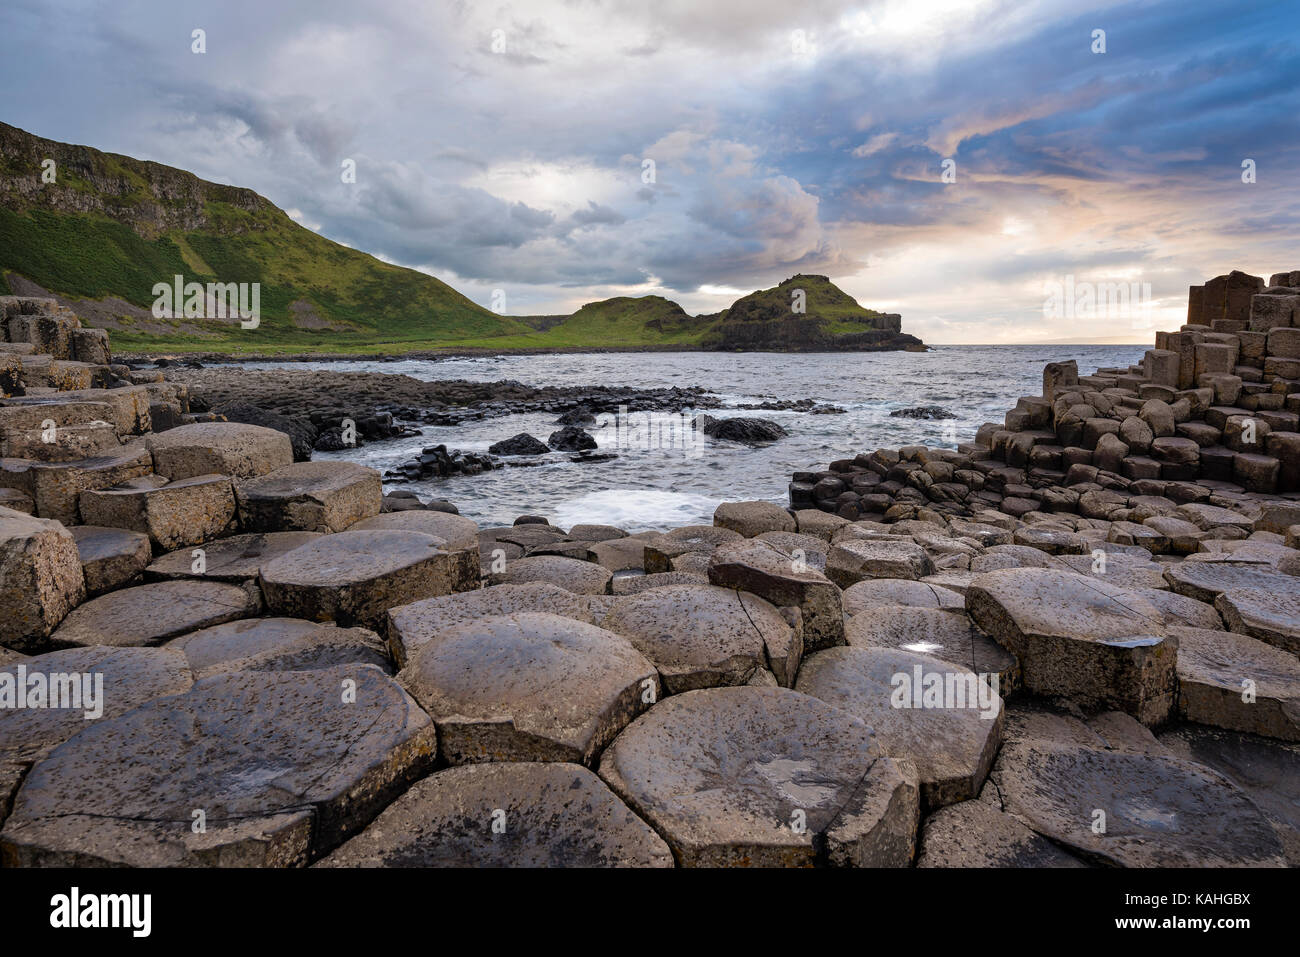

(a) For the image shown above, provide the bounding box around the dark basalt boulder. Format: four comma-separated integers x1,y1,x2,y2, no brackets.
313,427,352,451
384,445,500,481
548,426,598,452
556,405,597,426
308,410,412,451
489,433,550,456
697,414,788,445
890,406,957,420
734,397,846,415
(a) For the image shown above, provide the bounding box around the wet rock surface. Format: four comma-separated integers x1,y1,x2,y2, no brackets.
844,605,1020,691
169,617,391,677
0,665,436,866
49,580,260,649
990,729,1285,867
488,433,549,456
547,426,597,451
0,646,193,764
598,686,920,867
917,799,1086,868
890,406,957,420
966,568,1176,724
597,584,781,692
260,530,471,629
399,612,657,766
319,762,673,868
146,531,323,583
1157,724,1300,865
796,646,1003,809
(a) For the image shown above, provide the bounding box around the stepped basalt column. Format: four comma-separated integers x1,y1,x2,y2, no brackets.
0,296,476,656
791,268,1300,526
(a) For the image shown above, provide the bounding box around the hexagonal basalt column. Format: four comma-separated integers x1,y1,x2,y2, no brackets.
598,686,920,867
399,612,658,766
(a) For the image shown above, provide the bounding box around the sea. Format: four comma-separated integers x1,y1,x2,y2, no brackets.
243,345,1145,530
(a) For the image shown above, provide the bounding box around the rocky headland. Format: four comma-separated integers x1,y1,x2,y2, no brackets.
0,273,1297,868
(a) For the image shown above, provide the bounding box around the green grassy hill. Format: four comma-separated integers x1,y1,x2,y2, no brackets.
0,122,529,354
0,122,922,354
462,295,711,349
701,274,922,351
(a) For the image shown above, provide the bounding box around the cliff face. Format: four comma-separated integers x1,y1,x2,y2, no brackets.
0,122,265,238
0,122,528,352
701,274,922,351
702,315,917,350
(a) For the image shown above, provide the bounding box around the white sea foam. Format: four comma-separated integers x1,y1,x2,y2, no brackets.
551,489,723,532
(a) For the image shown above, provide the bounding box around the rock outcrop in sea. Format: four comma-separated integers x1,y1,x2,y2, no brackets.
699,274,924,352
0,281,1296,868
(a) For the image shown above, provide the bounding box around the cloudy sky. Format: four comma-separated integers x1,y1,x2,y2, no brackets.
2,0,1297,342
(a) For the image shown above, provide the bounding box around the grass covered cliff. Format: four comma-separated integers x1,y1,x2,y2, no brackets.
0,122,923,355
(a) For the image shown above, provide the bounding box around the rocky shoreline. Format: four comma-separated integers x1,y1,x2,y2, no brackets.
159,366,722,452
114,345,736,364
1,278,1297,868
113,338,931,365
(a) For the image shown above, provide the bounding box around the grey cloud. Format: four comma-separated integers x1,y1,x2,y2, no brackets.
570,201,626,227
1,0,1294,339
434,147,491,171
